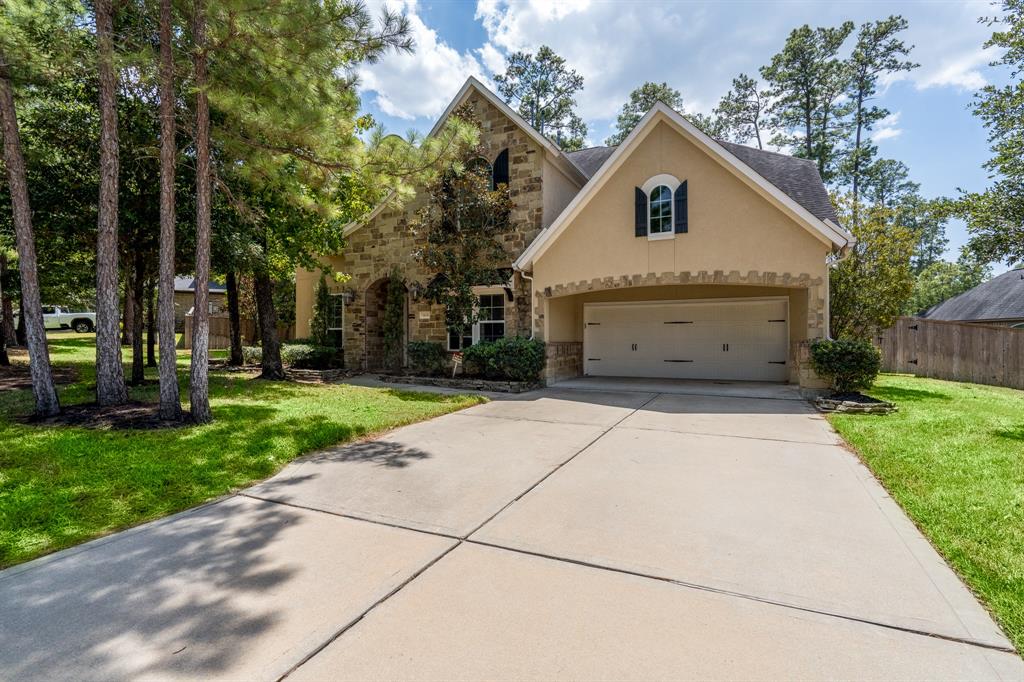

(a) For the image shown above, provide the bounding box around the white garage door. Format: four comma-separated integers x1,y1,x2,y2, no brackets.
583,298,790,382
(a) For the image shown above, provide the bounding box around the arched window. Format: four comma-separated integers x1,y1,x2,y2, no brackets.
649,185,673,235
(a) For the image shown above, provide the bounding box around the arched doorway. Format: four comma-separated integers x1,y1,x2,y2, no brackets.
364,275,408,370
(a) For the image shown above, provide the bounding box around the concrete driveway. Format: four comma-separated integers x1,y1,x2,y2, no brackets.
1,381,1021,680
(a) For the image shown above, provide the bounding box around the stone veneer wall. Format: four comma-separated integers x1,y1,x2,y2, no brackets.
543,341,583,383
535,270,829,387
323,92,547,370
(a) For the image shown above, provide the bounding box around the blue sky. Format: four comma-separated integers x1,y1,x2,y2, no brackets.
357,0,1009,267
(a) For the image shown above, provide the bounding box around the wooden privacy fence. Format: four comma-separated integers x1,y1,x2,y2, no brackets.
877,316,1024,390
179,314,293,350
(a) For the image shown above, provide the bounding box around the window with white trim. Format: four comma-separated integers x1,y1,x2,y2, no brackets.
649,185,673,235
447,292,506,350
327,293,344,346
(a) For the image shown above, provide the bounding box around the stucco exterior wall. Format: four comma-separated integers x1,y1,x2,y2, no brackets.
295,90,558,368
542,156,581,229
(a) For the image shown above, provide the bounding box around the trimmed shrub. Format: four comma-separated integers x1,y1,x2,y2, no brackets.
281,343,342,369
407,341,448,376
463,337,545,382
809,338,882,394
241,343,341,369
241,346,262,365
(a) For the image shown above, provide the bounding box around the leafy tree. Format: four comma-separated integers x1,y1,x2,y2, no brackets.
309,273,331,347
861,158,918,208
841,16,917,220
829,194,916,339
494,45,587,151
605,82,683,145
686,111,730,139
905,258,989,315
714,74,769,148
412,104,514,338
897,194,949,274
761,22,855,182
958,0,1024,267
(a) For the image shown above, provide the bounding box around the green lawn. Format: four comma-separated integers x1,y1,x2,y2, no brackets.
829,374,1024,651
0,333,484,568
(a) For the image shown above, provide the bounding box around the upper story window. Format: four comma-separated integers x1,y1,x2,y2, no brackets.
636,174,686,240
649,185,673,235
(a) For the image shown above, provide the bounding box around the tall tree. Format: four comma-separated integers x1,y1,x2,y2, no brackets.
94,0,127,405
898,194,949,274
605,82,683,146
958,0,1024,267
714,74,769,148
842,16,917,219
905,257,989,315
829,195,916,339
861,158,918,208
0,54,59,413
761,22,854,182
494,45,587,150
225,270,242,365
189,0,212,423
156,0,181,420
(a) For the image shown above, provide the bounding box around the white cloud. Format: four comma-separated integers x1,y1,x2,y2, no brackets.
871,111,903,142
357,0,489,120
913,48,991,91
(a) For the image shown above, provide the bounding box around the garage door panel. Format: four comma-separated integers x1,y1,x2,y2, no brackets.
583,299,789,382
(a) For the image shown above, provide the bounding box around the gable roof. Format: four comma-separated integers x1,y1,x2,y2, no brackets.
174,276,226,293
343,77,587,237
564,142,838,226
921,268,1024,322
516,103,851,270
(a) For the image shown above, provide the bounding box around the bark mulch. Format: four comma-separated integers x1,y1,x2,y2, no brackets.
0,361,78,392
22,401,189,430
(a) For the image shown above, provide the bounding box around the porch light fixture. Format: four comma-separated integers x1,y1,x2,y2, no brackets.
341,290,356,305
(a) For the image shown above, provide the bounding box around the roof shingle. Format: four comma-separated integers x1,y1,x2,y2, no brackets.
565,141,839,224
922,268,1024,322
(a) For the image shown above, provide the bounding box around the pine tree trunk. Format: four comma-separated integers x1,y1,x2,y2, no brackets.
0,255,8,366
95,0,127,406
146,279,156,367
226,270,243,366
254,271,284,380
122,274,134,346
851,90,864,227
1,251,16,346
130,252,145,385
0,50,59,415
189,0,212,423
157,0,181,421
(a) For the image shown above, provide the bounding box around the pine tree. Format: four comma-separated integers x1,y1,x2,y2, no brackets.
714,74,769,149
94,0,128,406
605,82,683,146
494,46,587,150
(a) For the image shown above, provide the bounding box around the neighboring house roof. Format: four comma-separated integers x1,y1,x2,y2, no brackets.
516,102,852,271
343,77,588,238
565,142,838,224
922,268,1024,322
174,276,227,294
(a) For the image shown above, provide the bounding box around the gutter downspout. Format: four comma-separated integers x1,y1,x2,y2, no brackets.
515,267,535,340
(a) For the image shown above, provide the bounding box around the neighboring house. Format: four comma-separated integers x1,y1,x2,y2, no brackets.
174,276,227,331
921,268,1024,327
295,77,851,387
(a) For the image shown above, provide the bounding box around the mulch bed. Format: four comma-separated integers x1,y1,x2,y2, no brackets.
815,392,897,414
22,401,190,430
0,361,79,392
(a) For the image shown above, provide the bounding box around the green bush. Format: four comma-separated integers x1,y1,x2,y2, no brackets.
809,338,882,394
241,343,342,369
281,343,342,370
463,337,545,382
241,346,262,365
407,341,448,376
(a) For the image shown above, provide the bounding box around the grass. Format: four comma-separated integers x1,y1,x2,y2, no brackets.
0,333,484,568
828,374,1024,651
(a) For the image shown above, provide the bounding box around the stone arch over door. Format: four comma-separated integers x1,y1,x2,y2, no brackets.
364,276,409,370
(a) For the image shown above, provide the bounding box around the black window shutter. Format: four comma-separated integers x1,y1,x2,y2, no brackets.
492,148,509,189
635,187,647,236
674,181,688,233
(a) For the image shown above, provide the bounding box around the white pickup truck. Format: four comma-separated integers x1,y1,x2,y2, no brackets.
41,306,96,333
